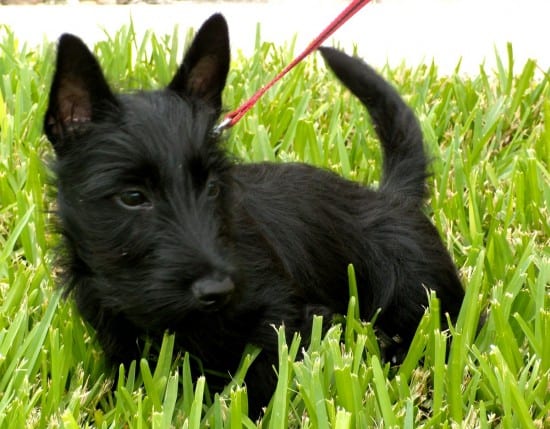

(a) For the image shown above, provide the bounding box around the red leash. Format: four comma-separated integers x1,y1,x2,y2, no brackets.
214,0,372,134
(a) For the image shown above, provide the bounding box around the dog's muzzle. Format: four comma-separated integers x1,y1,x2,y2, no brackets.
192,276,235,310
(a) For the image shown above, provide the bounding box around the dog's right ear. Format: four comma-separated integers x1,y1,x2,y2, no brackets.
168,13,230,112
44,34,118,154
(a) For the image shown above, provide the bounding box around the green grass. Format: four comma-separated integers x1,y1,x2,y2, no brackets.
0,22,548,428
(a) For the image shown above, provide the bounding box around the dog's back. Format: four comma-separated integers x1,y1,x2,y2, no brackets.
318,47,464,342
228,47,464,360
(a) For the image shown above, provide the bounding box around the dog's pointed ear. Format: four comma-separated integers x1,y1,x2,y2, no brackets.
168,13,230,112
44,34,118,153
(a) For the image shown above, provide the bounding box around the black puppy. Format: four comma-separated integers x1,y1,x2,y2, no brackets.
44,14,464,415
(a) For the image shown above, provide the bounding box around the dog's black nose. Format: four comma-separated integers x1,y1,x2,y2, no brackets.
192,276,234,309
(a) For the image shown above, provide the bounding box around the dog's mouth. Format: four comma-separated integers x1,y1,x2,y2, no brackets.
198,296,232,312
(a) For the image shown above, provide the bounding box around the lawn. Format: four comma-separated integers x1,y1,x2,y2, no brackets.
0,22,548,428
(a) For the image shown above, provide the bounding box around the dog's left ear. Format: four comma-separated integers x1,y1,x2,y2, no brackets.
168,13,230,112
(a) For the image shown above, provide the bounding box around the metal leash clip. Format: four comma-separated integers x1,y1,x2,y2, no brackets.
211,117,232,138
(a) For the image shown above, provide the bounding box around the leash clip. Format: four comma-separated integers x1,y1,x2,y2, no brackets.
212,117,232,137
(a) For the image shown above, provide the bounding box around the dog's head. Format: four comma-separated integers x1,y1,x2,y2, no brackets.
45,14,239,330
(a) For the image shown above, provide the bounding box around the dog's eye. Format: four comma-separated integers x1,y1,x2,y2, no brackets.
206,180,220,199
116,190,151,209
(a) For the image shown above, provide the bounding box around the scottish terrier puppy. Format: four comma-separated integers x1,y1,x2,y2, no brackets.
45,13,464,415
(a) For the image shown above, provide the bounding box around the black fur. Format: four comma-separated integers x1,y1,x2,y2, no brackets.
44,14,464,416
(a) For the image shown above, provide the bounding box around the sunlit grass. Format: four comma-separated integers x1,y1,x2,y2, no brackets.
0,22,548,427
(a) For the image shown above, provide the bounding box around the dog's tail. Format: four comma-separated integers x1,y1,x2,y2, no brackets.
319,47,427,204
